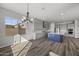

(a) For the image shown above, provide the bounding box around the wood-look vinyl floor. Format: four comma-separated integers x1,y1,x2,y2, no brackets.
26,36,79,56
0,36,79,56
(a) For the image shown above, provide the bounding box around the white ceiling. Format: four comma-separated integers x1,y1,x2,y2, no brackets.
0,3,79,22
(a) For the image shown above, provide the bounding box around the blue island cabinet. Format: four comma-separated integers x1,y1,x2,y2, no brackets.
48,33,64,42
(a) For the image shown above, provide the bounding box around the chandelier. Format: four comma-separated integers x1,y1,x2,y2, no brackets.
21,3,33,23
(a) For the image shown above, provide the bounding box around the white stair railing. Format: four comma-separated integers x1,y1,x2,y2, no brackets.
11,34,32,56
13,34,29,44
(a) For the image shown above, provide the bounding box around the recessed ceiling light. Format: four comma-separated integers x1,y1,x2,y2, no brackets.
41,7,45,10
60,13,64,16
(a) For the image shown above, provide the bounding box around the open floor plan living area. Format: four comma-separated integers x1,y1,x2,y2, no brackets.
0,3,79,56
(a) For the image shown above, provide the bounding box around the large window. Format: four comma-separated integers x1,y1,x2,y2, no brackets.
5,17,26,36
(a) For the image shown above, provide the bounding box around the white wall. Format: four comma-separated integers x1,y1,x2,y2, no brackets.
34,18,44,32
34,19,49,39
49,23,55,33
0,7,22,48
22,18,48,40
59,24,67,35
25,22,34,33
75,20,79,38
21,21,35,40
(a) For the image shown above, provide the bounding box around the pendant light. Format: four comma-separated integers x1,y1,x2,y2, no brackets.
22,3,32,23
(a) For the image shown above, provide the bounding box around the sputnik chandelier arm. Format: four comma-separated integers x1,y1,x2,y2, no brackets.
21,3,32,23
26,3,29,20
